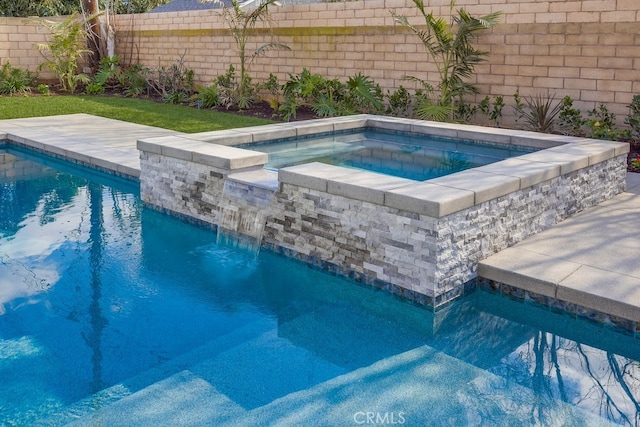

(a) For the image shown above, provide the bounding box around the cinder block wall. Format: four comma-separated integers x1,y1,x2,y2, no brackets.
2,0,639,120
113,0,640,118
0,16,64,81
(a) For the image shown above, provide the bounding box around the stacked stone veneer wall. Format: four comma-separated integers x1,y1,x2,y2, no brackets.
137,116,629,308
3,0,640,119
266,155,626,306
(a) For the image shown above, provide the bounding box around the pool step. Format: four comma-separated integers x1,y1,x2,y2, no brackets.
43,304,618,427
59,325,347,426
34,318,275,426
61,343,612,426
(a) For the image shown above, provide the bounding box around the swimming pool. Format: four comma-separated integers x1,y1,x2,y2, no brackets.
238,128,538,181
1,143,639,425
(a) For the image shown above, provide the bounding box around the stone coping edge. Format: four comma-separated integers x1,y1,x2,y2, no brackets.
3,134,140,180
137,115,630,218
477,278,640,336
478,249,640,325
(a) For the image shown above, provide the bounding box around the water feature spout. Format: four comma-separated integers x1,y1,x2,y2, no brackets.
216,170,279,256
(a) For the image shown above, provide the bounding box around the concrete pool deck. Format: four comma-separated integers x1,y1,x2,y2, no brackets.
1,113,639,327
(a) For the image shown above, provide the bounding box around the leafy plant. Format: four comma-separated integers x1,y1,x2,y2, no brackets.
344,73,384,114
120,64,150,98
513,91,562,133
37,83,51,95
478,95,504,127
85,82,105,94
213,64,254,109
92,55,122,89
0,61,36,95
454,99,477,123
0,0,79,17
625,95,640,141
386,86,413,117
392,0,501,121
279,69,383,120
36,13,92,93
202,0,289,109
557,96,584,136
586,104,630,140
259,73,281,113
147,53,195,103
197,84,220,108
280,69,326,120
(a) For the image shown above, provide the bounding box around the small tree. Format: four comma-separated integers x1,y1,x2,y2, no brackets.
392,0,501,121
37,13,92,93
201,0,289,109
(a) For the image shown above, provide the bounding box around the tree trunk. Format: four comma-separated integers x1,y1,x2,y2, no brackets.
83,0,101,68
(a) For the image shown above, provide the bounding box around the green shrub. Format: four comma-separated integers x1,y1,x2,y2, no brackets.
625,95,640,141
386,86,413,117
36,13,91,93
477,95,504,127
279,69,383,121
148,54,195,104
37,84,50,95
0,61,36,95
557,96,584,136
197,84,220,108
586,104,630,140
85,82,105,95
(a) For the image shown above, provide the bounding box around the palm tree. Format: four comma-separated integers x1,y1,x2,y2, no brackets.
392,0,501,121
202,0,289,109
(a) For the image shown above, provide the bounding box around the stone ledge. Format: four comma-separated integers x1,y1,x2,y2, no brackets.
227,168,279,191
557,265,640,324
479,247,640,324
473,157,561,189
384,181,475,217
278,162,356,192
327,171,414,205
137,136,268,170
429,169,521,205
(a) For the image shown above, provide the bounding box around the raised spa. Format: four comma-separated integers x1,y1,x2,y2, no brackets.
137,115,628,308
237,127,538,181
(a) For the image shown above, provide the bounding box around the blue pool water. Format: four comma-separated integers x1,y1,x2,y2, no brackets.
239,128,538,181
1,144,640,426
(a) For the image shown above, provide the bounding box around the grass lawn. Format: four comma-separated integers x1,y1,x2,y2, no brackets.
0,95,274,133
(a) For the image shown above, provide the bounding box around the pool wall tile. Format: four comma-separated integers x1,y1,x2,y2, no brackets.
456,128,512,145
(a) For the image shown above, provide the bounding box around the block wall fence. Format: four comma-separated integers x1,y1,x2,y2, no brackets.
1,0,639,121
